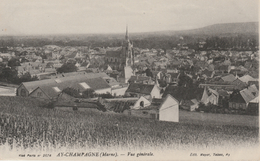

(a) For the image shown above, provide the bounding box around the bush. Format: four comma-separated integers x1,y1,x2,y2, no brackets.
62,87,81,98
56,62,77,73
43,101,55,109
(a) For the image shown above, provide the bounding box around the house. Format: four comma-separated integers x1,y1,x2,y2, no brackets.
247,96,259,115
162,86,204,103
201,87,219,105
29,86,61,101
230,78,247,90
17,78,55,97
229,85,258,110
125,83,161,99
17,72,111,97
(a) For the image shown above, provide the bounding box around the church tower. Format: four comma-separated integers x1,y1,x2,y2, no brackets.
124,25,134,66
124,25,134,83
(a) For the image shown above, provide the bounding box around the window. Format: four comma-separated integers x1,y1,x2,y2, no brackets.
37,92,42,97
142,111,148,115
232,103,236,108
21,89,26,97
53,87,61,92
140,101,144,107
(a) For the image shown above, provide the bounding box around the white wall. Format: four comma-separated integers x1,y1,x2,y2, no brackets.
124,66,133,83
151,85,161,99
111,87,128,96
0,87,16,96
132,96,151,109
159,95,179,122
95,88,111,94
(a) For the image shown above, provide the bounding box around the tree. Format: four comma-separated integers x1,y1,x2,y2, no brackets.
57,62,77,73
62,87,81,98
17,72,38,84
82,89,95,98
178,72,193,88
8,57,20,68
145,68,153,78
0,67,18,83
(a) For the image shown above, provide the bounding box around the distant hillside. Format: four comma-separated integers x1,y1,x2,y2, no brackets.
183,22,258,35
152,22,259,36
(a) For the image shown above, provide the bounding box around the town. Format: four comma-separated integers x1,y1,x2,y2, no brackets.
0,25,258,123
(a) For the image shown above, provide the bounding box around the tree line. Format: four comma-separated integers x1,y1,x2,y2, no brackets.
0,34,258,50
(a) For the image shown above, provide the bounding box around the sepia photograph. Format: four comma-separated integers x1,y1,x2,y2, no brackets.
0,0,259,160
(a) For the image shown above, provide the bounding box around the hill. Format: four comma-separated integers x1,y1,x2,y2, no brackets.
148,22,258,36
180,22,258,35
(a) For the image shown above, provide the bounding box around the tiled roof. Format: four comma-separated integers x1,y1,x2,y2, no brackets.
249,96,259,103
36,86,61,98
162,86,204,101
21,72,110,93
125,83,155,95
221,74,236,82
239,85,258,104
239,75,256,84
84,77,111,90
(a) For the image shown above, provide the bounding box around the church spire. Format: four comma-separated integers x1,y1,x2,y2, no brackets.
125,25,129,41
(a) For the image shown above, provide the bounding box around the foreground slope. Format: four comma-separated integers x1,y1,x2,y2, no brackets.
0,96,258,151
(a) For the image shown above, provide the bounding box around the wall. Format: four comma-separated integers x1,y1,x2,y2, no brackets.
159,96,179,122
124,66,133,83
0,86,16,96
111,86,128,96
132,96,151,109
229,102,247,110
29,88,51,101
95,88,111,94
151,85,161,99
17,84,29,97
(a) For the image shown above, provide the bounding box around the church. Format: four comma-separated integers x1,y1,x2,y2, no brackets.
104,26,135,83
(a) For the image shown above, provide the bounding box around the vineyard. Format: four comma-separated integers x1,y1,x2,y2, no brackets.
0,96,259,152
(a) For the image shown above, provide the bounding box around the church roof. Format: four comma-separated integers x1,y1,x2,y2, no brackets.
105,49,123,58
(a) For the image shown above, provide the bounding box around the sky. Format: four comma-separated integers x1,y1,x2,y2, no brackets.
0,0,259,35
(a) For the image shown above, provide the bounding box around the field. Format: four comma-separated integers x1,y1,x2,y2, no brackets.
0,96,258,153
